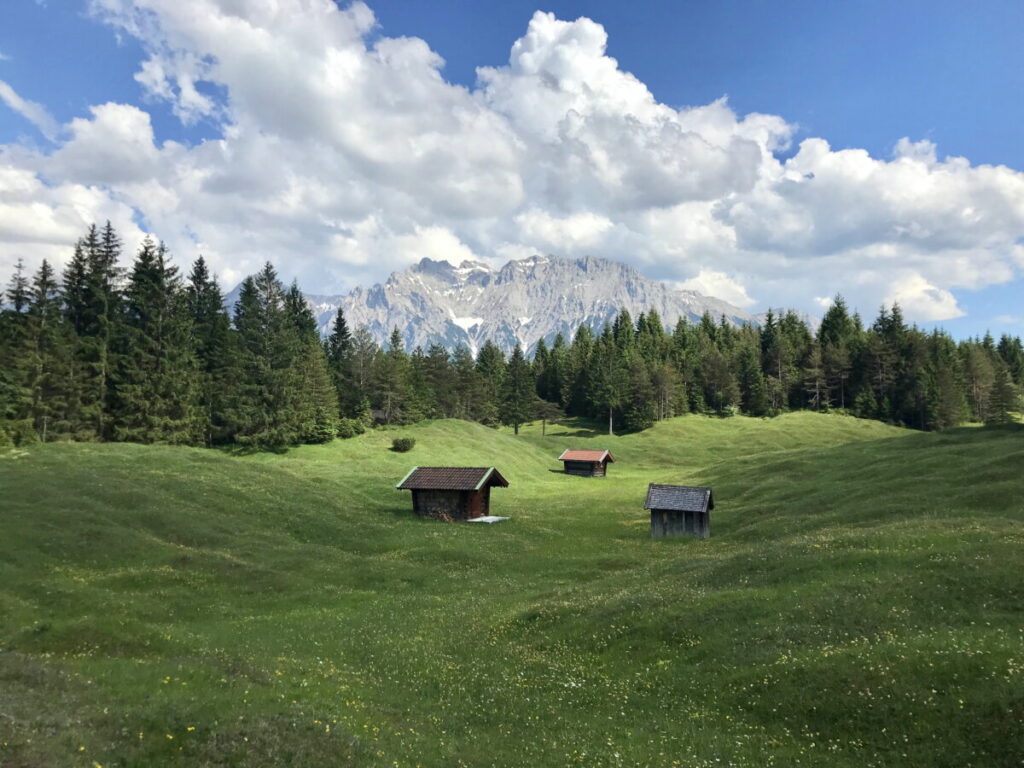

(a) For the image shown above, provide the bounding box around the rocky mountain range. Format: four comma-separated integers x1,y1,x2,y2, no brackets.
230,255,755,354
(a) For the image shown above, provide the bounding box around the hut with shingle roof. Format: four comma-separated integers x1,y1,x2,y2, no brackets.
644,484,714,539
396,466,509,521
557,449,616,477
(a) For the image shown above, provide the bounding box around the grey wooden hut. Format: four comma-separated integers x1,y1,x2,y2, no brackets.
396,467,509,521
557,449,616,477
644,484,714,539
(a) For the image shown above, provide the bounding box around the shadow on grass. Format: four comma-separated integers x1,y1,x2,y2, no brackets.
221,443,292,456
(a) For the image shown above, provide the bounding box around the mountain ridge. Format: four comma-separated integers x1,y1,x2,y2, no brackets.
228,254,755,354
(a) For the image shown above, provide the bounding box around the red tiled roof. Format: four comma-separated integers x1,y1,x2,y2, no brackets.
396,466,509,491
557,449,615,463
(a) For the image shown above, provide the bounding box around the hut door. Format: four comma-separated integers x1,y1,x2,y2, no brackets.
468,489,483,520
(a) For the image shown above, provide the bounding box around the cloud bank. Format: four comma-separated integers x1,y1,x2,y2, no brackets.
0,0,1022,322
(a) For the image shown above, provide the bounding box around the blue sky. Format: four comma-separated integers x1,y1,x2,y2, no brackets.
1,0,1022,337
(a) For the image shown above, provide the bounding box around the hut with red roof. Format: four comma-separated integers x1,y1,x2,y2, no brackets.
557,449,616,477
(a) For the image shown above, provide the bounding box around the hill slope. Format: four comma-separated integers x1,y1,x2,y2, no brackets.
1,414,1022,767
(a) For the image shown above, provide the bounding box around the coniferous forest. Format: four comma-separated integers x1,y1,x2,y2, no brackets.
0,223,1021,448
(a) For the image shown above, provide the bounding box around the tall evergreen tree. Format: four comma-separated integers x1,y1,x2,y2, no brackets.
589,327,628,434
0,259,32,422
112,238,199,444
475,339,506,426
325,305,356,415
25,260,69,441
501,344,534,435
736,342,769,416
186,256,235,445
285,282,339,442
376,327,410,424
228,264,306,447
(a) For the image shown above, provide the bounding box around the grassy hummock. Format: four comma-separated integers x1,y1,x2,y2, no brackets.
1,413,1021,767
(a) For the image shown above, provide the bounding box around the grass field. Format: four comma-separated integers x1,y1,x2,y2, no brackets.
1,413,1022,767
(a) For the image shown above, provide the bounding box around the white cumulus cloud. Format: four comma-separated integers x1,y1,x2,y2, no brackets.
0,1,1018,325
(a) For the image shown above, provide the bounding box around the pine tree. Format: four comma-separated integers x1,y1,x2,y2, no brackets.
532,337,552,401
802,343,827,411
423,343,455,418
325,305,356,416
501,344,533,435
376,327,409,424
59,223,123,439
349,325,377,397
963,344,995,423
621,352,656,432
112,238,200,444
228,264,305,447
986,362,1019,425
823,342,852,409
564,325,594,416
651,362,682,420
736,342,769,416
475,340,506,426
996,334,1024,385
186,256,235,444
25,260,69,441
533,398,564,436
450,345,482,420
928,331,966,430
547,332,569,408
0,259,32,422
701,345,739,415
284,282,339,443
86,222,123,439
589,328,628,434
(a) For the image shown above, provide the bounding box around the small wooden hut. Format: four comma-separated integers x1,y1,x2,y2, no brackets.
644,484,714,539
396,466,509,521
557,449,616,477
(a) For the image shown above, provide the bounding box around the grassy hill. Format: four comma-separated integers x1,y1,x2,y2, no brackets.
1,414,1022,767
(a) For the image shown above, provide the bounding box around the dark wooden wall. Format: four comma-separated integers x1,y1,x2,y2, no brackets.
563,460,606,477
650,509,710,539
411,489,488,520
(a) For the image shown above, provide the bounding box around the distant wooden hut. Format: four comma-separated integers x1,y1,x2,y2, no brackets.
396,466,509,521
644,484,714,539
557,449,616,477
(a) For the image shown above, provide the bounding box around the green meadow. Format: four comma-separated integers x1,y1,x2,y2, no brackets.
1,413,1022,767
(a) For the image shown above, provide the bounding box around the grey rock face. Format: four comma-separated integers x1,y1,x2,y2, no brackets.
230,255,754,355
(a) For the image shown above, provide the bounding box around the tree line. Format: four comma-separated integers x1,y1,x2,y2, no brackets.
1,223,1021,447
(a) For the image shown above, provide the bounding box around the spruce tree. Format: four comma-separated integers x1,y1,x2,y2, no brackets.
802,343,827,411
0,259,32,422
228,264,304,447
325,305,355,416
59,223,123,439
475,340,506,426
621,352,656,432
186,256,235,445
112,238,200,444
284,282,339,443
376,327,410,424
986,363,1019,425
501,344,533,435
736,342,769,416
26,260,70,441
589,328,627,434
450,345,482,420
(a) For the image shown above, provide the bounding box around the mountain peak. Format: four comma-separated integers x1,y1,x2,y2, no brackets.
314,255,752,354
